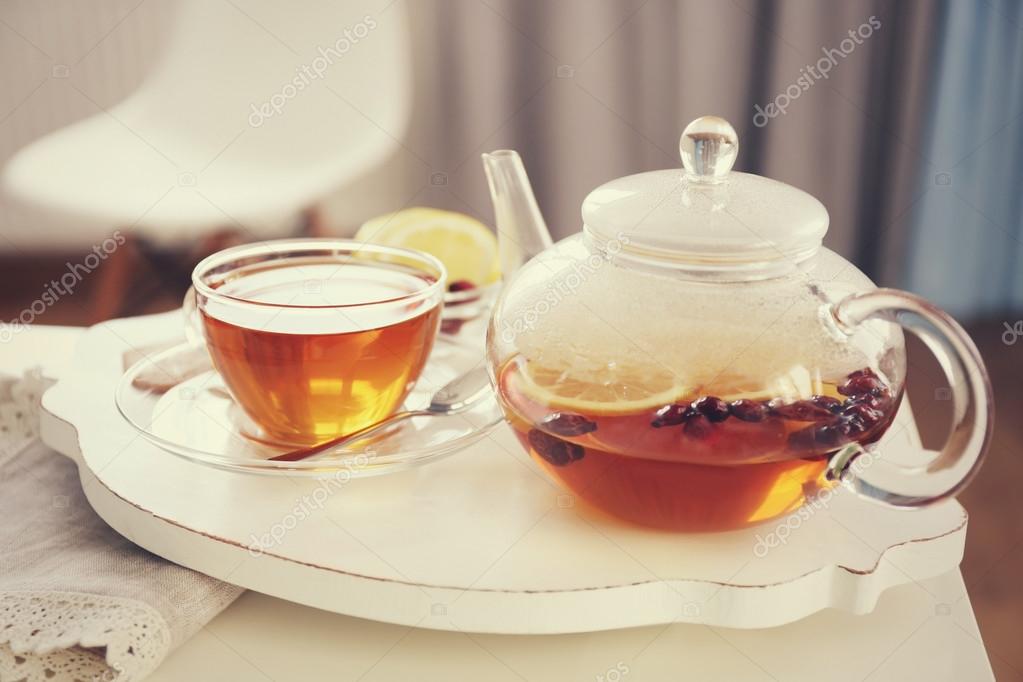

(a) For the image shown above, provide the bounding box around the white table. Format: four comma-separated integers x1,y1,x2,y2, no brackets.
5,325,996,681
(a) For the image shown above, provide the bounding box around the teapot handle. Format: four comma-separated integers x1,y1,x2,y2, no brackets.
826,288,993,507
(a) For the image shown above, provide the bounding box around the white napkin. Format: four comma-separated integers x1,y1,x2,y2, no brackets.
0,369,243,681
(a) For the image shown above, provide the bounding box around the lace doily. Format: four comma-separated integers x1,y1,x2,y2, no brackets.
0,592,169,682
0,368,242,681
0,370,169,681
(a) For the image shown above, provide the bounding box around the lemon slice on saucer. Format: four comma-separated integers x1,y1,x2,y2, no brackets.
356,208,499,285
505,359,690,415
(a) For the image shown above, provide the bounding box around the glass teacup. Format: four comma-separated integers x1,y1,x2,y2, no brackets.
190,239,446,446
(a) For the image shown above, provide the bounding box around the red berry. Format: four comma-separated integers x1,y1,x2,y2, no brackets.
447,280,477,293
527,429,584,466
846,391,891,411
838,374,883,397
652,403,689,428
541,413,597,436
729,399,768,422
841,403,884,435
693,396,730,422
810,395,843,413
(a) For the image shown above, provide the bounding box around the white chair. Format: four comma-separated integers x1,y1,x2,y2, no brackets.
2,0,410,317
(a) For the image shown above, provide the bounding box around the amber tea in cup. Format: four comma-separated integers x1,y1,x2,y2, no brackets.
192,240,445,446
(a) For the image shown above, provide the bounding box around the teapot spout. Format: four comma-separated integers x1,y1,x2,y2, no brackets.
482,150,553,278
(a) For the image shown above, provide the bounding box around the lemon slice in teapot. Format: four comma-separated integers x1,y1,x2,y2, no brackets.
356,208,500,286
504,358,690,415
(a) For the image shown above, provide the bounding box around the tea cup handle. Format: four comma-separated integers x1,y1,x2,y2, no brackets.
182,285,204,346
827,288,993,507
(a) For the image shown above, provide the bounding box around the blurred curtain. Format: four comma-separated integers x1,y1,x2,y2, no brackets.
330,0,1020,321
903,0,1023,317
332,1,939,272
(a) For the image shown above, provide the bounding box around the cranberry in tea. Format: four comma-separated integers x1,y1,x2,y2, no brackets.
497,356,901,532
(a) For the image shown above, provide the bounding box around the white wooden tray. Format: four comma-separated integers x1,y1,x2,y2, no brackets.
40,311,968,634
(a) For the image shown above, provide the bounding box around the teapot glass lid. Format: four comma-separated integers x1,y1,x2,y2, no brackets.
581,116,829,269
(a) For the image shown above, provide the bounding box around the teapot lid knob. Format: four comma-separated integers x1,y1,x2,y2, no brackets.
581,114,828,267
679,116,738,183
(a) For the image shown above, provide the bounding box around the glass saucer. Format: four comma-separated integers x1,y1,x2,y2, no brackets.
115,336,503,477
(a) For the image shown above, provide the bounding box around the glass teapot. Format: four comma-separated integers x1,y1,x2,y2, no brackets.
481,115,992,532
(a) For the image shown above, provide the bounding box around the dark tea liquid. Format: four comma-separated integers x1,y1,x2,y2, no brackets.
201,261,440,445
498,358,900,531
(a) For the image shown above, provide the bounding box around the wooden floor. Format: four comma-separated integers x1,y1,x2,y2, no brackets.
1,254,1020,679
